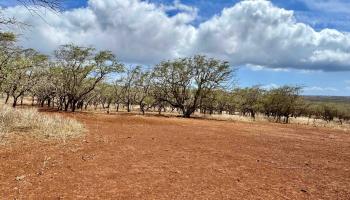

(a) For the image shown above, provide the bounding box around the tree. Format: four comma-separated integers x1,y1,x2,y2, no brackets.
120,66,142,112
113,80,124,112
96,83,115,113
199,89,230,115
54,44,123,112
262,86,303,123
321,104,337,122
0,32,17,88
134,71,153,115
234,87,263,119
32,63,61,107
2,48,47,107
153,55,233,118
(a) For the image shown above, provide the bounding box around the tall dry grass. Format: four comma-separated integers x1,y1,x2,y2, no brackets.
0,105,85,143
196,113,350,131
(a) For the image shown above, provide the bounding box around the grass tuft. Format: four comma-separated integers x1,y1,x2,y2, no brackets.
0,106,85,143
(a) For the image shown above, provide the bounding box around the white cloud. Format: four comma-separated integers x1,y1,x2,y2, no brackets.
3,0,350,71
246,64,289,72
5,0,196,64
304,86,338,92
191,0,350,71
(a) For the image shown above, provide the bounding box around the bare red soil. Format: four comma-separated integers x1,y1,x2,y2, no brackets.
1,111,350,199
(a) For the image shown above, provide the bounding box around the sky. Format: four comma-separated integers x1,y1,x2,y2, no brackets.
1,0,350,96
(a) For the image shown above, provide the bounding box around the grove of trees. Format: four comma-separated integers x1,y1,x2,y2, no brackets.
0,1,349,124
0,35,349,124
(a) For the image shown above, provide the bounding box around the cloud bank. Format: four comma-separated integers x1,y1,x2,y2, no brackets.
3,0,350,71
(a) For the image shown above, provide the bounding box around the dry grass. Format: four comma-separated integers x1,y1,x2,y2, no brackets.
0,105,85,143
196,113,350,131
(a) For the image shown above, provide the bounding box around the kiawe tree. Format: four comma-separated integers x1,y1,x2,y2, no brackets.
120,66,142,112
3,48,47,107
54,44,123,112
234,87,263,119
262,86,302,123
153,55,233,118
0,32,17,89
134,70,153,115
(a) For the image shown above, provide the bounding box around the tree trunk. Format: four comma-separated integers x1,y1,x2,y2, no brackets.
251,111,256,120
5,93,10,104
127,101,131,112
64,102,69,111
71,100,77,112
285,116,289,124
32,96,35,106
47,98,51,107
140,103,145,115
183,112,191,118
183,107,195,118
12,97,18,108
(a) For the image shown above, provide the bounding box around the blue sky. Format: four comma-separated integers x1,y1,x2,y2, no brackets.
2,0,350,96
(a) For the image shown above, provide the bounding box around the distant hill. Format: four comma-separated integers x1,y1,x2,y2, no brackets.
303,96,350,105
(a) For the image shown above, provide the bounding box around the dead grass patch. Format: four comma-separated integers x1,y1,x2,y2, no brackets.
195,113,350,131
0,106,85,143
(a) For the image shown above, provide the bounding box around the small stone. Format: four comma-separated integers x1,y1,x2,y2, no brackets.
15,175,26,181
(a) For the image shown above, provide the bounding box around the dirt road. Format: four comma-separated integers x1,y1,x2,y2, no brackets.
1,112,349,199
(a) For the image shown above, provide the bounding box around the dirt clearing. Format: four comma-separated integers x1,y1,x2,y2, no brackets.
1,112,349,199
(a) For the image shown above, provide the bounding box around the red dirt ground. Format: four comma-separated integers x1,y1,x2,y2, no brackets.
1,111,350,199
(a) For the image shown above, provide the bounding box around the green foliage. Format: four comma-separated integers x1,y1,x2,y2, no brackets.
261,86,302,123
2,48,47,107
153,55,233,117
233,87,263,119
53,44,123,111
0,32,16,43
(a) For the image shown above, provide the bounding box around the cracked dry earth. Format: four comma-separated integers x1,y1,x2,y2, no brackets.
1,112,350,199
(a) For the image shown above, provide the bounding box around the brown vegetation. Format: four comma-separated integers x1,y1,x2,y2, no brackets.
0,105,84,144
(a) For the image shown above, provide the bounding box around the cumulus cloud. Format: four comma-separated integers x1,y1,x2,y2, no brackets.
5,0,196,64
3,0,350,70
191,0,350,71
